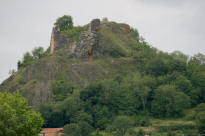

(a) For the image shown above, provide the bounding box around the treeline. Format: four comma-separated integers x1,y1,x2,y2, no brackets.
17,47,46,69
38,45,205,135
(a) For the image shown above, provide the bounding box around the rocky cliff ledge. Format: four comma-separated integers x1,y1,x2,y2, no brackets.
50,19,101,59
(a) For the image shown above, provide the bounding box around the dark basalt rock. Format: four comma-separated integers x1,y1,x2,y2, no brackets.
90,19,101,31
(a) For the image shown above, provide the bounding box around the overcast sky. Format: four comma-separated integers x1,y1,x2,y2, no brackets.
0,0,205,83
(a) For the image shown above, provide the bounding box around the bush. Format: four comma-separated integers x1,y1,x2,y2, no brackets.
62,26,84,40
167,132,176,136
151,84,190,118
194,103,205,133
137,129,145,136
133,116,151,127
55,15,73,31
130,27,139,42
32,47,44,59
18,46,45,69
159,125,195,132
52,77,74,102
63,122,93,136
110,47,125,58
107,116,134,136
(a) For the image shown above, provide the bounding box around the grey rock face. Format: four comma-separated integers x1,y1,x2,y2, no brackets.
50,19,101,59
51,27,70,52
90,19,101,31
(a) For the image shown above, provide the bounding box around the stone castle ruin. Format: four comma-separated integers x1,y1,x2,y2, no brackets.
49,19,101,59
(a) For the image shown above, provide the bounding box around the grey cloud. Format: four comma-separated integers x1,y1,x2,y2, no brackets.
0,0,205,83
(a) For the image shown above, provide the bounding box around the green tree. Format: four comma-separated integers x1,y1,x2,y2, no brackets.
172,75,192,94
130,27,140,42
52,77,74,101
102,17,108,23
0,92,43,136
55,15,73,31
146,57,169,76
22,52,34,67
108,116,134,136
38,103,69,128
32,47,44,59
151,85,190,117
136,129,145,136
171,51,188,62
63,122,93,136
195,103,205,134
63,123,81,136
195,112,205,134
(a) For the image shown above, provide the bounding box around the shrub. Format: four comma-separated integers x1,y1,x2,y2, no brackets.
55,15,73,31
63,122,93,136
62,26,84,40
110,47,125,58
159,125,195,132
107,116,134,136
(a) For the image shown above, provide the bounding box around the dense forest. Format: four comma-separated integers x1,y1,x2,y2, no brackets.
38,47,205,136
0,15,205,136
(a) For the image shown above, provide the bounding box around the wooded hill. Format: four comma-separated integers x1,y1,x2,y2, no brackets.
0,15,205,136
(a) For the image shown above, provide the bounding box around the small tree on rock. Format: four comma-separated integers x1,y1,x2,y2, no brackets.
55,15,73,31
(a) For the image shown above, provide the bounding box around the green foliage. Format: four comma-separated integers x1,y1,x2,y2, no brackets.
21,52,34,67
151,85,190,118
0,92,43,136
159,125,195,132
38,91,83,128
52,77,74,101
9,18,205,135
32,47,44,59
63,123,81,136
170,51,188,62
107,116,135,136
132,115,151,127
102,17,109,23
195,112,205,134
17,46,45,69
55,15,73,31
136,129,145,136
110,47,125,58
130,27,139,42
167,131,176,136
146,57,169,76
62,26,84,40
195,103,205,133
63,122,93,136
38,103,68,128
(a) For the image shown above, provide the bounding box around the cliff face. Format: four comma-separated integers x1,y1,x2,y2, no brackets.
0,19,140,108
50,19,100,59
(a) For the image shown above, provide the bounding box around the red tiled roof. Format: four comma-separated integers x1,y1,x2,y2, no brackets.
41,128,63,136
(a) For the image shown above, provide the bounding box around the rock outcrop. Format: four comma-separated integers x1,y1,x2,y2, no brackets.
50,19,101,59
0,19,140,108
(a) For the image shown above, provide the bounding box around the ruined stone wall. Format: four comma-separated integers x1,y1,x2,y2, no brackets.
49,19,101,59
49,26,70,54
50,28,55,54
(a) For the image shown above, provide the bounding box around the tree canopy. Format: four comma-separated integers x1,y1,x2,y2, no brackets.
55,15,73,31
0,92,44,136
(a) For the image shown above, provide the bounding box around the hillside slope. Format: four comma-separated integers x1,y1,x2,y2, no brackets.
0,19,143,108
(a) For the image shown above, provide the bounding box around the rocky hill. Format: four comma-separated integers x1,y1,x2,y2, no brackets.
1,17,205,135
0,18,142,108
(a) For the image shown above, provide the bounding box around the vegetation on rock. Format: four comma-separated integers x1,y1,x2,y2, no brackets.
55,15,73,31
0,15,205,135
